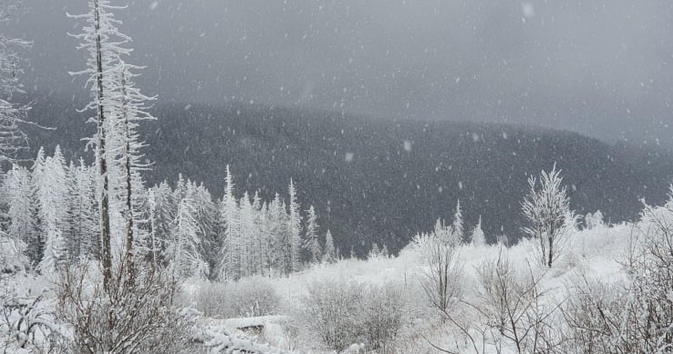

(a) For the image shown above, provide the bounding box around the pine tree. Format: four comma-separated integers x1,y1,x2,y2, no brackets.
288,179,302,272
4,164,34,242
470,215,486,247
168,188,208,279
239,191,254,278
72,159,99,259
28,148,46,266
147,181,176,265
266,193,286,275
323,229,336,264
303,205,321,264
218,165,240,280
36,147,70,273
452,199,464,243
4,164,37,264
252,192,269,276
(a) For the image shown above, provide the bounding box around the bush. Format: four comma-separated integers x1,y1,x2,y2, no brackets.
195,276,280,318
227,277,281,317
361,283,406,352
299,279,406,352
57,262,193,354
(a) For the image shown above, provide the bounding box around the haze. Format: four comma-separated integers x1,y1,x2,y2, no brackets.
7,0,673,148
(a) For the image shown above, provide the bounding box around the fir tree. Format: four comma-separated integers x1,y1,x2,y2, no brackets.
303,205,321,264
323,229,336,264
470,215,486,247
288,179,302,272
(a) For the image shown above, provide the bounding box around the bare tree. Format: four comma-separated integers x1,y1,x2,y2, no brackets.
521,165,575,267
474,249,564,354
57,260,192,354
0,1,31,162
419,236,464,318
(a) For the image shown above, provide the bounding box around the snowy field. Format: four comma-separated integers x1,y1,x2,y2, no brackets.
181,219,638,354
3,201,672,354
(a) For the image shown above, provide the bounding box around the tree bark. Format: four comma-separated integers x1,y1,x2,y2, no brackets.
94,0,112,291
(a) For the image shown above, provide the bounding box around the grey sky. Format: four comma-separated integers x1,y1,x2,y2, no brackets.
7,0,673,148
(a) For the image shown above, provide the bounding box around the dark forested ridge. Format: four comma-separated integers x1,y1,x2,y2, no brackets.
23,96,673,256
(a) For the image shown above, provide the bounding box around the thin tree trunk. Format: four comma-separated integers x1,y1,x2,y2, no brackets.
94,0,112,292
121,68,135,284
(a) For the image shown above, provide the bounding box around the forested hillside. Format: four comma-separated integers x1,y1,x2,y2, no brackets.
23,96,673,255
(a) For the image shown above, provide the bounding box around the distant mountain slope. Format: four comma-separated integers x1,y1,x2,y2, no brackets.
23,97,673,255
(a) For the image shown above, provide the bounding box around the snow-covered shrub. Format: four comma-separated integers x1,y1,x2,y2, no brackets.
472,248,562,354
298,279,407,352
299,279,364,352
360,282,406,352
0,235,29,275
56,261,193,354
0,290,63,353
195,281,229,318
225,277,281,318
419,236,463,317
560,273,629,354
195,277,280,318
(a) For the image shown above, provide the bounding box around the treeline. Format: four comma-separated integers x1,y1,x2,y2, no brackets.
2,147,336,280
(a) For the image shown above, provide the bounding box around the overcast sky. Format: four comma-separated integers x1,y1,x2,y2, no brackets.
7,0,673,148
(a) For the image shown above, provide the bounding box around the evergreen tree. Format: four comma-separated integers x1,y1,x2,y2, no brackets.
452,199,464,243
303,205,321,264
168,188,208,279
266,193,287,275
28,148,46,266
71,159,99,259
36,147,70,273
470,215,486,247
4,164,37,262
288,179,302,272
250,192,267,276
323,229,336,264
239,191,255,278
147,181,176,265
218,165,240,280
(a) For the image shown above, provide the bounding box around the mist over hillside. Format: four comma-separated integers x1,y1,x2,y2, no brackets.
23,96,673,255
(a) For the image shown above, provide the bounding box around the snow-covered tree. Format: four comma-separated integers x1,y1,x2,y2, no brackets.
303,205,321,264
267,193,288,274
323,229,336,264
252,192,269,276
239,191,255,278
4,164,36,248
452,199,463,243
71,159,99,260
167,188,208,279
106,61,156,278
35,147,71,273
522,165,576,267
27,147,46,265
147,181,176,265
69,0,134,289
218,165,240,280
0,1,31,161
470,215,486,247
584,210,604,230
288,179,302,272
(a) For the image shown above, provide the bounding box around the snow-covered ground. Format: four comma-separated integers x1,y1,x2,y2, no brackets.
183,221,636,354
0,219,653,354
